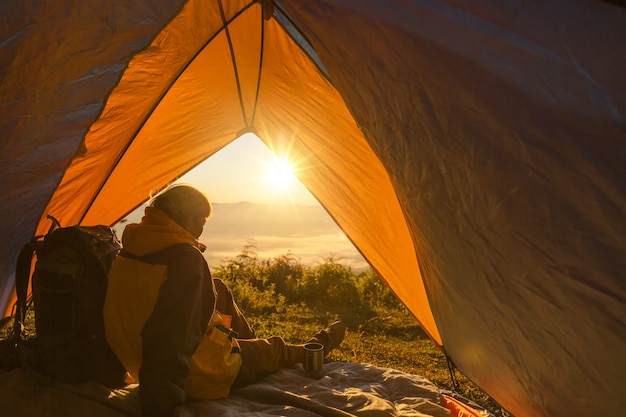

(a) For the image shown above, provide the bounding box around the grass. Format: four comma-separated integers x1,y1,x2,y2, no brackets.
240,301,511,417
0,256,512,417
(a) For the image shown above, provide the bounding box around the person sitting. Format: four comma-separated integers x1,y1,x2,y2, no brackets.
103,184,346,417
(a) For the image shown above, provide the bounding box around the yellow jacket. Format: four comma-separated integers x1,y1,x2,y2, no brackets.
103,207,241,415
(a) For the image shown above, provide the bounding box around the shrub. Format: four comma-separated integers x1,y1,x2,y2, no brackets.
226,278,286,316
356,269,402,310
263,253,304,302
301,257,359,306
213,240,266,289
213,245,400,311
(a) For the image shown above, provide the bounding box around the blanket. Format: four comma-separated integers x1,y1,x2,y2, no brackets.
0,362,492,416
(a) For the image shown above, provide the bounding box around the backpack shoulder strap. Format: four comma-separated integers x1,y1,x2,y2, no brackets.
12,214,60,339
12,240,39,339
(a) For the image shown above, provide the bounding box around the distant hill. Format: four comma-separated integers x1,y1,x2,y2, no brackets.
207,202,340,236
114,202,369,272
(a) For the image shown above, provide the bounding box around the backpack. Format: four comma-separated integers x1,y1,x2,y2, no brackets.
11,216,127,387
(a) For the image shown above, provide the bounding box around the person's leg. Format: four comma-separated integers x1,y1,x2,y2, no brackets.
232,336,305,388
213,278,255,339
231,321,347,388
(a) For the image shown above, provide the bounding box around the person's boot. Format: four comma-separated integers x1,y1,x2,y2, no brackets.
307,320,346,357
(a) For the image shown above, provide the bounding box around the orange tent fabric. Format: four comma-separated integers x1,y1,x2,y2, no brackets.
1,1,625,417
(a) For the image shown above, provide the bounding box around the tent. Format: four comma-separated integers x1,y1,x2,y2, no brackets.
1,1,624,416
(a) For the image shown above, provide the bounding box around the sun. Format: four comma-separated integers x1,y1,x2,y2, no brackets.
265,156,296,191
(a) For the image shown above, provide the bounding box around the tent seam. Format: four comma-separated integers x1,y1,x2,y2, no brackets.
219,0,249,127
75,0,258,225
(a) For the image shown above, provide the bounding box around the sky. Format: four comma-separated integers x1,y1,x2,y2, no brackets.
117,133,369,271
178,133,319,206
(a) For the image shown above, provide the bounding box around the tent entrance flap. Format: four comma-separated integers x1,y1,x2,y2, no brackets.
1,1,625,417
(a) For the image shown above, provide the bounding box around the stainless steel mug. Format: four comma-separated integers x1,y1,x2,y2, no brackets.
304,342,324,379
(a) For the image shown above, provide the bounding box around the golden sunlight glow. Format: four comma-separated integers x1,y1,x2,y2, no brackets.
265,156,297,191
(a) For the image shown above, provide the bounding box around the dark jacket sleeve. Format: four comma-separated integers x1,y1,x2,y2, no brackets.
139,245,216,417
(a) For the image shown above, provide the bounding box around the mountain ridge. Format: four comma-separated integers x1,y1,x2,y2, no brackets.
115,202,368,271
